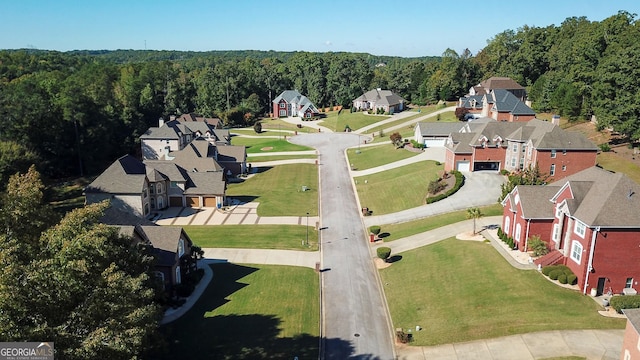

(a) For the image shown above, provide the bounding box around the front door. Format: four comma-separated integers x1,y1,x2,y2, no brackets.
596,277,606,296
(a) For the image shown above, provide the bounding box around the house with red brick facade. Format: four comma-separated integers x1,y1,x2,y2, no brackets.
469,76,527,101
502,166,640,296
272,90,319,118
442,118,598,176
458,77,533,122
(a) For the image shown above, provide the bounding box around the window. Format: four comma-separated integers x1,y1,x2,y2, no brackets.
504,216,510,235
143,187,148,198
519,157,524,170
178,238,185,258
626,278,634,288
511,157,516,167
157,196,164,209
562,165,566,172
552,223,561,242
149,183,155,194
574,220,586,238
175,266,181,284
154,271,165,291
279,109,287,117
551,149,557,158
156,183,163,194
515,223,522,242
562,149,567,155
279,103,285,108
555,206,563,218
550,164,555,176
528,146,532,156
512,144,517,153
170,181,178,188
570,240,583,264
625,349,631,360
150,197,156,209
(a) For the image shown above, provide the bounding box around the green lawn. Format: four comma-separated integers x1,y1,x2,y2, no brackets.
160,263,319,359
380,239,625,346
184,224,318,251
226,164,318,216
378,204,503,241
320,111,390,132
257,118,303,132
597,152,640,184
230,137,314,153
354,161,442,214
347,144,420,170
247,154,317,162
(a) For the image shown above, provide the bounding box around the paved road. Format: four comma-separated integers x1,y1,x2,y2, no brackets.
290,132,396,359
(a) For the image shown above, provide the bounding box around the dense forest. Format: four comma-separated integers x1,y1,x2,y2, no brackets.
1,10,639,182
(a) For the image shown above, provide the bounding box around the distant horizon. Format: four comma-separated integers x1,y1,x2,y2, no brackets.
1,1,639,58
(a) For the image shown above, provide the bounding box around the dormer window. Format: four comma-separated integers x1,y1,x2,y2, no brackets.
551,149,557,158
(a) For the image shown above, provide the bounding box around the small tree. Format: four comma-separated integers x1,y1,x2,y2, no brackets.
466,207,483,234
389,132,403,147
377,247,391,262
253,121,262,133
369,225,381,236
528,235,549,256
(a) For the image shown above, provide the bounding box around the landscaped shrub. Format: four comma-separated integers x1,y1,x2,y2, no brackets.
428,179,446,194
528,235,549,256
548,269,561,280
500,169,510,176
567,274,577,285
426,171,464,204
396,330,411,343
611,295,640,313
599,143,611,152
497,227,504,238
558,273,568,284
377,247,391,262
541,265,555,276
410,140,425,149
369,226,381,235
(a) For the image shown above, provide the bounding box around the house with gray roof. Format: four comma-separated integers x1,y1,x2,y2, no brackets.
272,90,319,118
413,121,468,147
469,76,527,101
86,154,226,215
458,77,533,122
352,89,406,114
443,118,597,175
502,166,640,296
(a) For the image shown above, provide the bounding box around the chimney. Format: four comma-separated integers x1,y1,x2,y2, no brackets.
551,115,560,126
159,117,165,127
169,115,176,121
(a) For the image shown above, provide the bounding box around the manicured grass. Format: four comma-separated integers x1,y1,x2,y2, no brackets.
320,111,390,132
378,203,503,241
231,128,294,137
354,160,442,214
370,128,416,144
230,137,314,153
247,154,317,162
597,152,640,184
183,224,318,251
347,144,420,170
226,164,318,216
160,263,319,359
380,238,625,346
258,118,303,132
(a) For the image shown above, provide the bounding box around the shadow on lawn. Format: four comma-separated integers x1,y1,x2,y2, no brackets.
157,263,364,359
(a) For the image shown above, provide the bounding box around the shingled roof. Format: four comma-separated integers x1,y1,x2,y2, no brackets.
85,155,147,194
353,89,405,106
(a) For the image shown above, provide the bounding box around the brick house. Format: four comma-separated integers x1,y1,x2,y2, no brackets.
469,76,527,101
458,77,533,122
501,166,640,295
272,90,319,118
442,118,597,176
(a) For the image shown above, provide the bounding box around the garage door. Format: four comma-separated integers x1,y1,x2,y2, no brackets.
424,138,446,147
169,197,183,207
186,196,200,207
203,196,217,207
456,161,470,172
474,161,500,171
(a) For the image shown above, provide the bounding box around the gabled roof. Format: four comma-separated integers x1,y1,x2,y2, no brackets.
532,126,598,150
512,185,561,219
489,89,535,115
458,95,484,109
177,112,222,127
216,144,247,163
140,119,218,141
139,226,188,266
168,140,224,172
447,132,475,154
480,77,525,91
273,90,312,106
85,155,147,194
416,122,466,137
353,89,405,106
549,166,640,227
143,160,187,182
183,171,226,195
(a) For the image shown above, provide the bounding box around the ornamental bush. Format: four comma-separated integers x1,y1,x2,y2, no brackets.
369,226,381,235
528,235,549,256
611,295,640,314
558,273,568,284
567,274,577,285
549,269,561,280
377,247,391,262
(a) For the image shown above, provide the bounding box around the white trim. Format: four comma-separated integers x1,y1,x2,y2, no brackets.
175,266,181,284
574,220,586,238
570,240,583,264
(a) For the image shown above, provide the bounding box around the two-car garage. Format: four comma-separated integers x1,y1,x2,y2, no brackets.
169,196,219,208
455,161,470,172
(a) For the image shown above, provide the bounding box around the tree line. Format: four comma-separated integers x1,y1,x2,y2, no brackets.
1,10,639,183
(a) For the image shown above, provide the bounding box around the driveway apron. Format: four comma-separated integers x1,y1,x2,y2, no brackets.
290,133,396,359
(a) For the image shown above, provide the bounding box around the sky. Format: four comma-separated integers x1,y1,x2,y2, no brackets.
2,0,639,58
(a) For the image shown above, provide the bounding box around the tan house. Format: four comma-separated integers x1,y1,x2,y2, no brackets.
352,89,406,114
